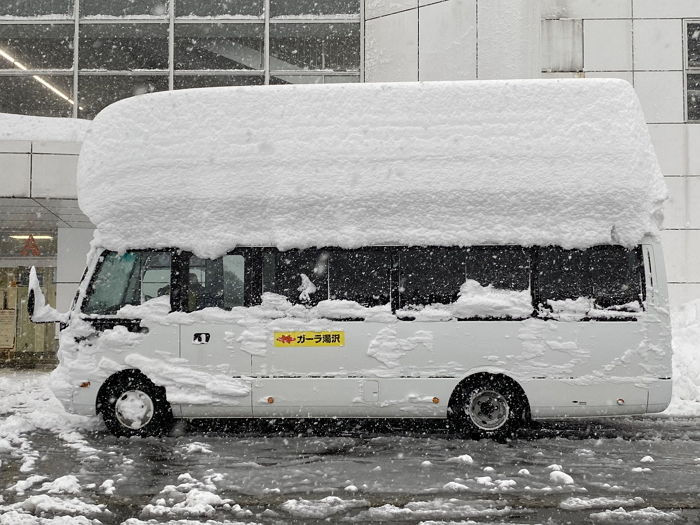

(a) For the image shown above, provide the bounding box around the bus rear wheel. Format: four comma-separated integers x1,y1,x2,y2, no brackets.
99,372,172,437
448,374,528,440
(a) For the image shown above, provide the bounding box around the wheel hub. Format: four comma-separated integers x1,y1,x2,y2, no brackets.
468,389,510,430
114,389,154,430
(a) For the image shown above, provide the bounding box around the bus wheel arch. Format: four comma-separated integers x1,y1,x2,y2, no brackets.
448,372,530,439
97,369,173,437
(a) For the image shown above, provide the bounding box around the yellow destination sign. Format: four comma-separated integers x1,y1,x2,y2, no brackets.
274,331,345,347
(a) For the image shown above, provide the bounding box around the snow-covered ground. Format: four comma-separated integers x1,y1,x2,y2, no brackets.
0,305,698,524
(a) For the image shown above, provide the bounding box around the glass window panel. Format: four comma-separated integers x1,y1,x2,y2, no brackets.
262,249,329,305
0,75,73,117
176,0,262,17
465,246,531,291
83,251,171,315
0,24,73,70
174,74,264,89
186,254,246,311
174,23,264,70
536,247,589,303
399,247,466,307
329,249,391,307
78,74,168,118
81,0,167,17
688,23,700,68
270,0,359,17
270,23,360,70
588,246,643,308
0,0,73,17
79,23,168,70
688,74,700,121
223,255,245,308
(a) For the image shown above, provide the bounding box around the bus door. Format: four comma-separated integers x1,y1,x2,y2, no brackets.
179,252,253,417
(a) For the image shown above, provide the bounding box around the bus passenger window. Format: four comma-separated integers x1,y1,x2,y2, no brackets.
187,254,246,311
536,247,589,302
464,246,530,291
399,247,466,307
536,246,643,317
589,246,643,308
329,249,391,307
262,249,329,305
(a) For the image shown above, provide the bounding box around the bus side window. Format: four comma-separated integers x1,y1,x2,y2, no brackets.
536,247,590,304
536,246,644,314
588,246,644,309
329,249,391,307
464,246,530,291
399,247,466,307
262,249,329,305
187,254,246,312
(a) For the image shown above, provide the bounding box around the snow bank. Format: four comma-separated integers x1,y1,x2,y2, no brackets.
77,79,665,258
666,300,700,416
0,113,90,142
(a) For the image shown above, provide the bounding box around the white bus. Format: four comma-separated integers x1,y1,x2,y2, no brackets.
29,79,672,439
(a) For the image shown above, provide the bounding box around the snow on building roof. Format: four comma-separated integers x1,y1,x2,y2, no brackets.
0,113,91,142
77,79,666,258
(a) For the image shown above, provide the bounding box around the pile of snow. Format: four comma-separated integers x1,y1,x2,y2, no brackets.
0,112,90,142
77,79,665,258
140,473,251,520
666,299,700,415
0,372,99,469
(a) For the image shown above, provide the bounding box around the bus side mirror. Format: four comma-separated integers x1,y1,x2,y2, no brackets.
28,266,67,324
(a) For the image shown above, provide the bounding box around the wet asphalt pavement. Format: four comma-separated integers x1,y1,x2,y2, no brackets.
1,414,699,524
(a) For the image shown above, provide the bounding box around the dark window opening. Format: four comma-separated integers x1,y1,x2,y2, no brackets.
262,249,329,305
465,246,531,291
399,247,466,307
329,249,391,307
536,246,643,312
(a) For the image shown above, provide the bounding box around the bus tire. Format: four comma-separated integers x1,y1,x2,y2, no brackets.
448,373,528,440
98,371,173,437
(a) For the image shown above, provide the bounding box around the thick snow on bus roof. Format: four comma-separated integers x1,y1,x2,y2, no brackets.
77,79,666,258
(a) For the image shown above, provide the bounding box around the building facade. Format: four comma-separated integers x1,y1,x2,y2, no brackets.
0,0,698,362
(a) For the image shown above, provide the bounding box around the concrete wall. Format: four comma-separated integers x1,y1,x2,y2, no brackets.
0,141,81,199
365,0,541,82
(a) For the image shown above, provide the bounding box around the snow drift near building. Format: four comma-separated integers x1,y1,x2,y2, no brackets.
77,79,666,258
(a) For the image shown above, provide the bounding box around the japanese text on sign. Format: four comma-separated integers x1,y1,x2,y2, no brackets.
273,331,345,347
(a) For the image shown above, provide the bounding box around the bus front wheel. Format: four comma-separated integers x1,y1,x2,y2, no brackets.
98,371,173,437
448,373,528,440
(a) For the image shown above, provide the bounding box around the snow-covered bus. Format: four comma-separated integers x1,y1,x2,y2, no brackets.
29,79,672,439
